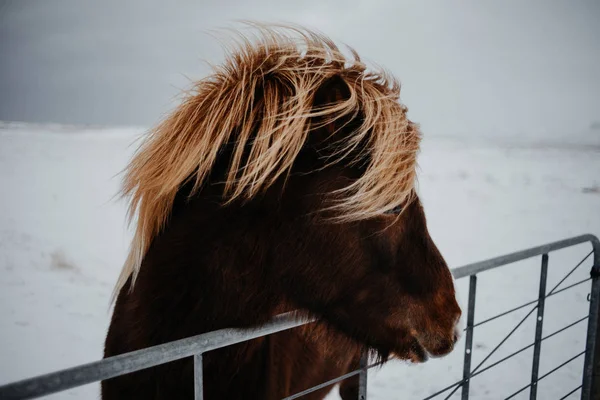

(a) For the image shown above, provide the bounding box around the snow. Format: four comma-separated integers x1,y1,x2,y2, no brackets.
0,122,599,399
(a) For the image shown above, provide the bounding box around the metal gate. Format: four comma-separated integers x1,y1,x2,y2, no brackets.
0,234,598,400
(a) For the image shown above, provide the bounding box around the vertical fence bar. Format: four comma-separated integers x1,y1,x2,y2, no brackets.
194,353,204,400
582,239,600,400
358,348,368,400
529,254,548,400
461,275,477,400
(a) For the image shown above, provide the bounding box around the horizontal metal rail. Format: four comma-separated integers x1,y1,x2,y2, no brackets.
0,234,598,400
452,234,599,279
0,313,315,400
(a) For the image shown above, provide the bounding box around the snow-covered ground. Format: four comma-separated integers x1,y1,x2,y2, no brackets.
0,122,599,399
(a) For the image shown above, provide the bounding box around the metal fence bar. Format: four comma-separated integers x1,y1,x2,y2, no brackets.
0,312,315,400
470,316,589,382
422,315,589,400
194,353,203,400
530,254,548,400
282,369,362,400
422,380,461,399
460,275,477,400
421,310,587,400
421,286,595,400
582,244,600,400
282,359,384,400
431,314,591,400
452,234,598,279
468,248,594,380
558,385,582,400
504,350,586,400
358,349,368,400
422,268,595,400
550,250,594,295
473,275,591,329
442,275,479,400
441,245,595,400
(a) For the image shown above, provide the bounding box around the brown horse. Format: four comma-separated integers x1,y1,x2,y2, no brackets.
102,25,461,400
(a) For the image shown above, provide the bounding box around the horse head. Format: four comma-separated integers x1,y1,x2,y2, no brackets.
115,25,461,367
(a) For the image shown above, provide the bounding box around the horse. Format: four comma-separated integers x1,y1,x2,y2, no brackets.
102,25,462,400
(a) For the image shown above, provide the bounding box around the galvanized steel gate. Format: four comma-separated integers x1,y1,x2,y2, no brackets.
0,234,599,400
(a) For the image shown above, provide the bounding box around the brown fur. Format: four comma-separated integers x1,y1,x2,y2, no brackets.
103,25,461,400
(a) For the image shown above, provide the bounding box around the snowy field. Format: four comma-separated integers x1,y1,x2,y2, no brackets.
0,121,599,399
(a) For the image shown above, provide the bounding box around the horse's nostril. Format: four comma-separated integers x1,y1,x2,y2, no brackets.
453,326,463,343
455,312,466,334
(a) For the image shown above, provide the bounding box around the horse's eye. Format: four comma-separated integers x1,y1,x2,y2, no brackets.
384,205,402,215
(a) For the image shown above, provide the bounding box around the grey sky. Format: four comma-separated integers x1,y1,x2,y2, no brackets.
1,0,599,139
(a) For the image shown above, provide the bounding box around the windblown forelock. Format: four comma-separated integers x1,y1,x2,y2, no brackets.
112,24,421,299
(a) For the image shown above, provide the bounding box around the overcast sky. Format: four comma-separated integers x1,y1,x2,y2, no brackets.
1,0,599,139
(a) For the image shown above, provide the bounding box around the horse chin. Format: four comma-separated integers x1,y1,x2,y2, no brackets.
390,339,430,364
408,342,429,363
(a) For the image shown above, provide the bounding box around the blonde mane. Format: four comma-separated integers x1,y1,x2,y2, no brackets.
114,25,421,298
